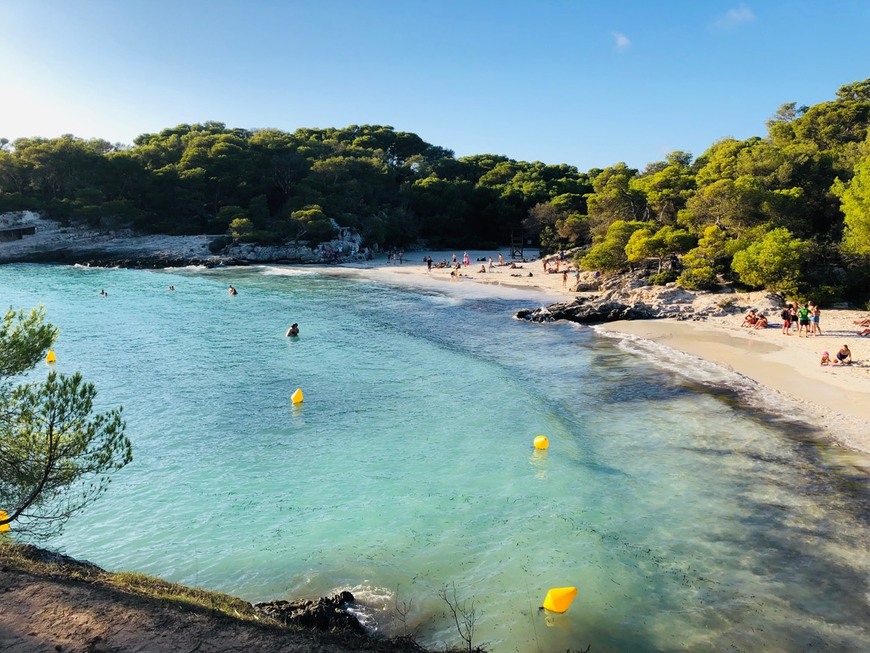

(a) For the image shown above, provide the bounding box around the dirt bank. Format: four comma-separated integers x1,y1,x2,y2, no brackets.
0,544,420,653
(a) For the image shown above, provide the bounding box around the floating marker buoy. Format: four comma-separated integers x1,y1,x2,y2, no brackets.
542,586,577,613
291,388,303,404
533,435,549,450
45,350,57,364
0,510,9,533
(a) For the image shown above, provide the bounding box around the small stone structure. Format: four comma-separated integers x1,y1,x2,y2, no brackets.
0,225,37,242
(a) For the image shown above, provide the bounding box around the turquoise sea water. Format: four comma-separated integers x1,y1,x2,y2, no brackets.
1,262,868,652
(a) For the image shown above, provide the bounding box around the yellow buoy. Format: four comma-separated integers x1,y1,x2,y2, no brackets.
533,435,549,450
0,510,10,533
46,350,57,364
291,388,304,404
542,586,577,613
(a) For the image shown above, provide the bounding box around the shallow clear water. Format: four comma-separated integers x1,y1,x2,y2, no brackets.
1,263,868,652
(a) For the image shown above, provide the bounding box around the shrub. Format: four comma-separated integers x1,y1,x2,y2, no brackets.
649,270,678,285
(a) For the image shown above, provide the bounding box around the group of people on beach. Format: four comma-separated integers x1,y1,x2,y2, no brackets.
779,301,823,337
820,345,852,366
741,308,770,329
744,302,825,337
742,302,861,367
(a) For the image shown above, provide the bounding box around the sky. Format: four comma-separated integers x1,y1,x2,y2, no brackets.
1,0,868,171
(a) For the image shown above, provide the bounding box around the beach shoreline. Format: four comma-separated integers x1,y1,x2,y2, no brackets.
334,251,870,461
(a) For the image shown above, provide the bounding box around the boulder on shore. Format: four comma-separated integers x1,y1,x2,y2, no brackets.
516,271,788,325
254,591,366,634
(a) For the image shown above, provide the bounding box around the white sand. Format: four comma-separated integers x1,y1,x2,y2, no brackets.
337,249,580,298
334,251,870,461
600,318,870,459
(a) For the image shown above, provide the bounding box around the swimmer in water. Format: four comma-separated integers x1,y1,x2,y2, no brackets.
286,323,299,337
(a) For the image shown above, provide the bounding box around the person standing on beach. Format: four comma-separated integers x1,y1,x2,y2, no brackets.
426,256,432,272
797,304,810,337
810,302,822,336
780,306,792,335
789,302,799,333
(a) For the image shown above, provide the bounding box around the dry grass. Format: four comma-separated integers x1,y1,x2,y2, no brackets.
0,539,270,627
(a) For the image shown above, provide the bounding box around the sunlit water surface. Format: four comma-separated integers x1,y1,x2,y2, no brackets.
1,263,868,652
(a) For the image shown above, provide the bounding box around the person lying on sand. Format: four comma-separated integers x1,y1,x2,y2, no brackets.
858,328,870,337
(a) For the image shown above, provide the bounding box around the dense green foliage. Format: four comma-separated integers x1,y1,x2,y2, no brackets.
0,307,131,540
2,78,870,302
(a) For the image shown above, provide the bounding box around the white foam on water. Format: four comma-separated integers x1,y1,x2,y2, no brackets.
592,325,821,425
250,265,316,277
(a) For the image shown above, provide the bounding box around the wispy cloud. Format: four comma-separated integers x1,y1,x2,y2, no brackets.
715,5,756,29
612,32,631,52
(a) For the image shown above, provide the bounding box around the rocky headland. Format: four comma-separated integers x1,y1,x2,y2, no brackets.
515,269,789,325
0,212,365,269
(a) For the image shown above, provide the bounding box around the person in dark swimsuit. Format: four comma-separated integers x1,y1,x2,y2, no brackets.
835,345,852,364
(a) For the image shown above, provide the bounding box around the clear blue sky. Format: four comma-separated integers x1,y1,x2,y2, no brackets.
1,1,868,171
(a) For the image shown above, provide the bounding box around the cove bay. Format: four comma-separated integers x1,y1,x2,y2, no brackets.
2,262,868,652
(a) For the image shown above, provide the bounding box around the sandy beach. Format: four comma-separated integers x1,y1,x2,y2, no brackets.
336,250,870,462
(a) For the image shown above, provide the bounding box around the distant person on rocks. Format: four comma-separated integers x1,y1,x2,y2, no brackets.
228,285,238,296
286,323,299,337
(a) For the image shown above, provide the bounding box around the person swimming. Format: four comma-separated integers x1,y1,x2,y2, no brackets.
228,285,238,296
286,323,299,337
